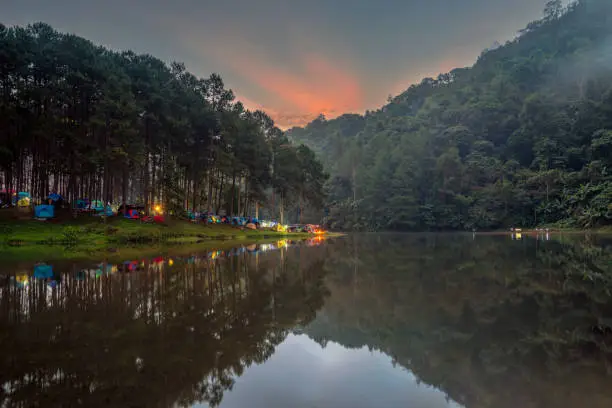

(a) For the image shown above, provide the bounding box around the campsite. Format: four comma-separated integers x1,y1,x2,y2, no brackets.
0,190,329,262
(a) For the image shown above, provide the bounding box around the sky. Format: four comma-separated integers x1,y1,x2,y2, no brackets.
194,334,463,408
2,0,552,128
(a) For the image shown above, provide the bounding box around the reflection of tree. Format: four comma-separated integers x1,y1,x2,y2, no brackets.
0,245,329,408
306,234,612,408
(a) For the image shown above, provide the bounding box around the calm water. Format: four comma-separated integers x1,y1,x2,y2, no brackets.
1,233,612,408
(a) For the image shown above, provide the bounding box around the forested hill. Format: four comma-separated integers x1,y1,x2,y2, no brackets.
288,0,612,232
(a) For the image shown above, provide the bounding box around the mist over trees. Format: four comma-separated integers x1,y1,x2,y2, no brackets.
289,0,612,231
0,23,327,219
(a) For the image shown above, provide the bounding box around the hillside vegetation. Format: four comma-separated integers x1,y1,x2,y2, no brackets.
289,0,612,231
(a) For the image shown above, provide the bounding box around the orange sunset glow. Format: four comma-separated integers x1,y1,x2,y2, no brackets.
2,0,554,129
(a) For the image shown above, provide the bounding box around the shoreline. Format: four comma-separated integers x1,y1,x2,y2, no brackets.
473,228,612,236
0,217,341,263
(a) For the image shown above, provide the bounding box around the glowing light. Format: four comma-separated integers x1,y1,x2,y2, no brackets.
168,259,174,266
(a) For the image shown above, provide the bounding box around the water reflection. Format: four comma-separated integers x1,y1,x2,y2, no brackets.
1,234,612,407
200,334,461,408
0,238,330,407
306,233,612,408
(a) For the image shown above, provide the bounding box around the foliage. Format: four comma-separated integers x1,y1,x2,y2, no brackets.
0,23,326,222
289,0,612,231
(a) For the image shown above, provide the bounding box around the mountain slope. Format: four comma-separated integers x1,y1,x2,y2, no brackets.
288,0,612,231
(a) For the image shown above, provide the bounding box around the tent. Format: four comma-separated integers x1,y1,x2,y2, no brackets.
90,200,104,212
47,193,64,210
103,205,114,217
48,193,61,201
118,204,144,213
34,204,55,219
125,209,140,219
74,199,89,209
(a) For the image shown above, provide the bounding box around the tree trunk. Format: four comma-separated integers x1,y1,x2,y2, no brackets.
230,171,236,216
122,166,128,216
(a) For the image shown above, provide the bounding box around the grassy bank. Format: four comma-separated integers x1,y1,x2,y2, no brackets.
0,217,337,263
0,217,311,246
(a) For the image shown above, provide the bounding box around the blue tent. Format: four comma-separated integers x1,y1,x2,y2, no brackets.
34,264,53,279
35,205,55,219
90,200,104,212
74,199,89,209
48,193,62,202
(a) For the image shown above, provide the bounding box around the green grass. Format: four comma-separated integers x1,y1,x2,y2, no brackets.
1,217,309,244
0,217,330,264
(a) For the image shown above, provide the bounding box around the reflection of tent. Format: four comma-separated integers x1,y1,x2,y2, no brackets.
34,264,53,279
34,205,55,219
15,273,29,286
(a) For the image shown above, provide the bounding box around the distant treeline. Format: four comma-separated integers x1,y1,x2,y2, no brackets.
289,0,612,231
0,23,327,219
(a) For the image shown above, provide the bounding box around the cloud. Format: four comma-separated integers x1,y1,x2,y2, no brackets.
236,94,334,129
226,51,364,126
180,31,364,128
174,21,479,128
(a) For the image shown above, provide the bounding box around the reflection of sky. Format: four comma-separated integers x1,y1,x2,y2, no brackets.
195,334,462,408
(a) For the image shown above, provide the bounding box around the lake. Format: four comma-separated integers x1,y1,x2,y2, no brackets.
1,233,612,408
